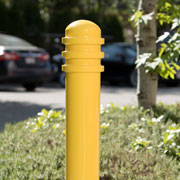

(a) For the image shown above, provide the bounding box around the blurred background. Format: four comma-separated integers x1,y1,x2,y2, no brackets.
0,0,143,89
1,0,180,130
0,0,138,53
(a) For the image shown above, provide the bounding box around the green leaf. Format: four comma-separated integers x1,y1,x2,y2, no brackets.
169,71,175,79
141,12,154,25
157,13,172,25
131,10,143,26
174,42,180,51
41,109,49,117
165,2,172,9
159,19,164,26
159,44,167,57
135,53,152,68
145,57,162,70
171,18,180,30
156,32,170,43
159,63,166,72
164,133,169,144
172,62,180,71
168,33,180,43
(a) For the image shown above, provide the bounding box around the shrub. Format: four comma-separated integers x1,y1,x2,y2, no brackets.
0,104,180,179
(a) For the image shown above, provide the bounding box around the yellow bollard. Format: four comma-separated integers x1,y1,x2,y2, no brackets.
62,20,104,180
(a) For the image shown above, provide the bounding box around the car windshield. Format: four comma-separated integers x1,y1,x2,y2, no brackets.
0,34,33,47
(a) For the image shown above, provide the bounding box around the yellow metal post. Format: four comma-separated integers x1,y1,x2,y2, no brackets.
62,20,104,180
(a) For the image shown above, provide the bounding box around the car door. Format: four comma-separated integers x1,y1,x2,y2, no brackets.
101,44,126,81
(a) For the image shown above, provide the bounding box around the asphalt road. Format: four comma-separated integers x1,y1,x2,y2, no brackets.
0,83,180,130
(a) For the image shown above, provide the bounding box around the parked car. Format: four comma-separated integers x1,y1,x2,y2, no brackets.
51,43,137,87
51,54,65,87
101,43,137,86
102,42,180,87
52,42,180,87
0,33,52,91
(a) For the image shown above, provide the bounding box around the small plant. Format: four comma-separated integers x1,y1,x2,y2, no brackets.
131,136,151,150
1,104,180,179
100,122,110,130
26,109,65,132
159,124,180,160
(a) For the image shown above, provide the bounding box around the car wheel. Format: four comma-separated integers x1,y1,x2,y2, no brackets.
59,72,65,87
22,83,37,91
129,69,137,87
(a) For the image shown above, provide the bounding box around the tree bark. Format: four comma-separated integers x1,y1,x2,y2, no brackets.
136,0,158,109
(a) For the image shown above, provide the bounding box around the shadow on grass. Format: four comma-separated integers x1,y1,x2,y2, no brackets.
0,101,63,131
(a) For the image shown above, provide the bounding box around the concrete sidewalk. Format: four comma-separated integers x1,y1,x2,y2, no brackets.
0,84,180,131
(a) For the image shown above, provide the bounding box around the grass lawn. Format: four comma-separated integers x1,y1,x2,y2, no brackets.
0,103,180,179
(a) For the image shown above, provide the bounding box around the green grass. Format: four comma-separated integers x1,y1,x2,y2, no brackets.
0,104,180,180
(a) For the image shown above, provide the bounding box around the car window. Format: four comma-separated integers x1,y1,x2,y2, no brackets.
0,34,33,47
125,47,136,57
124,46,137,64
102,44,124,62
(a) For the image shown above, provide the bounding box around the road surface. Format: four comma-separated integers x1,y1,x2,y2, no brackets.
0,83,180,130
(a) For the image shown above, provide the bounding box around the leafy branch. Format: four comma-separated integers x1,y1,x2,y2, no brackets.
132,0,180,80
131,10,154,26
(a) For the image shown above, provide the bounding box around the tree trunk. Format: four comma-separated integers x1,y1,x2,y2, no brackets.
136,0,158,109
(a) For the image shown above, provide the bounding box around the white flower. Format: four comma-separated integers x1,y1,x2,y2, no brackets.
48,110,54,118
101,123,110,127
141,117,146,121
37,112,45,116
120,106,126,111
152,115,164,123
167,134,174,141
100,104,104,114
129,123,139,129
139,129,145,133
158,142,164,148
147,146,153,150
44,119,47,122
167,129,180,134
106,104,111,108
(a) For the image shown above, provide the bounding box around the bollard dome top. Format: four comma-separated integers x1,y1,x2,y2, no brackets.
62,20,104,72
62,20,104,45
